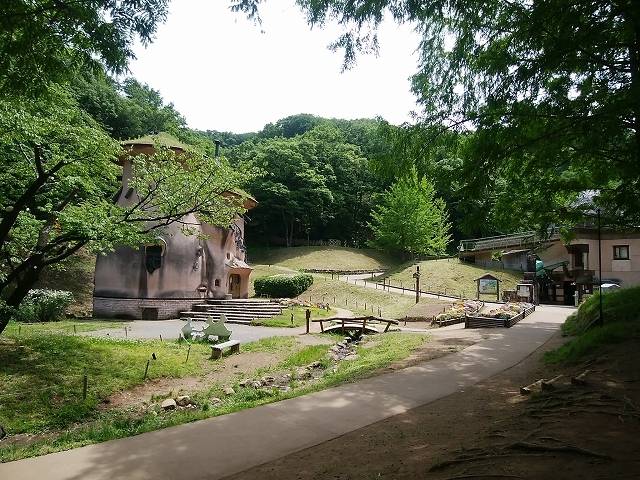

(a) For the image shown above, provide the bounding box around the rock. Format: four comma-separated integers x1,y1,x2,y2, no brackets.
210,397,222,405
251,381,263,389
278,385,292,392
176,395,191,407
262,375,276,385
343,354,358,361
161,398,177,410
223,386,235,396
308,361,322,369
238,378,252,388
278,373,292,384
295,368,312,380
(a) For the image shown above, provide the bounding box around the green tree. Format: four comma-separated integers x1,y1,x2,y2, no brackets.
235,0,640,229
0,89,249,334
369,171,451,258
1,0,169,94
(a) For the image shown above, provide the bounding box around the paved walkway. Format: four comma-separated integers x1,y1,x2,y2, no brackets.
84,320,306,343
1,305,573,480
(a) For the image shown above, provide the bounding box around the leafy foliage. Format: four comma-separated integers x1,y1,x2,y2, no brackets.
369,171,451,257
254,273,314,298
1,0,169,94
0,89,250,334
235,0,640,230
13,289,74,323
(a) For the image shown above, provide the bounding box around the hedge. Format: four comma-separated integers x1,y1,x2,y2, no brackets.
254,274,314,298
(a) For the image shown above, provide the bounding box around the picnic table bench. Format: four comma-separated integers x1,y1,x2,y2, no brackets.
312,316,399,339
210,340,240,360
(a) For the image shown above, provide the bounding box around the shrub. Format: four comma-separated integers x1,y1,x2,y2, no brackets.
254,274,313,298
14,289,74,323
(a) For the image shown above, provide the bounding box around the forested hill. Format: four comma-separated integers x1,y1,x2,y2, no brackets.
218,115,394,248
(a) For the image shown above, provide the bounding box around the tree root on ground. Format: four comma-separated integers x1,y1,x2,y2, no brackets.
508,441,612,460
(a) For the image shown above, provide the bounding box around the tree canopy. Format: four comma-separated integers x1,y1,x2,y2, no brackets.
1,0,169,94
234,0,640,230
369,171,451,258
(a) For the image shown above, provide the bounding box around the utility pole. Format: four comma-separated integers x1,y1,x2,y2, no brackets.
412,265,421,304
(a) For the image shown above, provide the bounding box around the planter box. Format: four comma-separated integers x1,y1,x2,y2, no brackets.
465,305,536,329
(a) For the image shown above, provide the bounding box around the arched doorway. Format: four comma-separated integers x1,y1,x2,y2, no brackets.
228,274,241,298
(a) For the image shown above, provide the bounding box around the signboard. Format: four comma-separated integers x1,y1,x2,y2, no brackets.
478,278,498,294
517,284,531,298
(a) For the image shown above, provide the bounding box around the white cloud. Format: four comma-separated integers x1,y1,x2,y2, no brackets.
128,0,421,132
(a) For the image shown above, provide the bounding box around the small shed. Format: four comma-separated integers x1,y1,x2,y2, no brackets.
475,273,501,301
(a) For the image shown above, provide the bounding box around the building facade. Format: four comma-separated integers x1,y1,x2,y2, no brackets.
93,134,255,320
459,229,640,305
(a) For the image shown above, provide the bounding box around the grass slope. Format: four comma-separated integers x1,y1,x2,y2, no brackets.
249,246,394,272
383,258,522,299
0,326,428,462
252,306,335,328
298,275,437,319
545,286,640,364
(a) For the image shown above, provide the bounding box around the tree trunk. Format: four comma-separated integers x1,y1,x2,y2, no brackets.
6,267,40,308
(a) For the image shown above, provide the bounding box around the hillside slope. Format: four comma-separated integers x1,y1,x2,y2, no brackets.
384,258,523,299
248,246,395,272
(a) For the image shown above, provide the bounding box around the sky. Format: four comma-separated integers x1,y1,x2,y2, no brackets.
128,0,422,133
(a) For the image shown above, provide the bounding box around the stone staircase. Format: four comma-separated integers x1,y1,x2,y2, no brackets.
180,299,284,325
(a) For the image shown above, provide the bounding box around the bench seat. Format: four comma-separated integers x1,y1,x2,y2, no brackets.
210,340,240,359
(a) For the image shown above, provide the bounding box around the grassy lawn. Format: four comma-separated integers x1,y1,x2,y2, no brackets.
249,246,395,272
3,319,126,336
298,275,437,319
382,258,523,299
0,326,429,462
252,306,335,328
545,286,640,364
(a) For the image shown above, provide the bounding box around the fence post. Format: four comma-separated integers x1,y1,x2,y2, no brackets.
82,369,88,400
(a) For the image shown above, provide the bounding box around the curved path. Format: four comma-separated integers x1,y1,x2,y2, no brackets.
0,305,573,480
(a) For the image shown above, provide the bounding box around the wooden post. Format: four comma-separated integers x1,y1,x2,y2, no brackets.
82,369,88,400
73,324,77,334
144,359,150,380
291,312,294,325
413,265,421,304
185,344,191,363
159,334,163,342
305,309,311,334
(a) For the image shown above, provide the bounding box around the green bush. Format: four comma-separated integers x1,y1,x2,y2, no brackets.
254,274,313,298
14,289,74,323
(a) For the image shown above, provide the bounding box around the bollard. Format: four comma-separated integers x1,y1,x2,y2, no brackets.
82,369,88,400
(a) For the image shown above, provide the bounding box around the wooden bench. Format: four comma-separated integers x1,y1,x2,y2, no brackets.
210,340,240,360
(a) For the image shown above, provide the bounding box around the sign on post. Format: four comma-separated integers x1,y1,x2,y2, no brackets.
475,273,501,301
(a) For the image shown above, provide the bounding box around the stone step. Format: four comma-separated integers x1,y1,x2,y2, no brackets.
205,299,281,305
192,304,283,312
180,311,276,319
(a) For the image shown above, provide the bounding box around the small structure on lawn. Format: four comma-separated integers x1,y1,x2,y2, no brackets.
475,273,501,301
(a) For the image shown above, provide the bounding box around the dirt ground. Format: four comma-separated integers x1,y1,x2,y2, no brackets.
227,333,640,480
